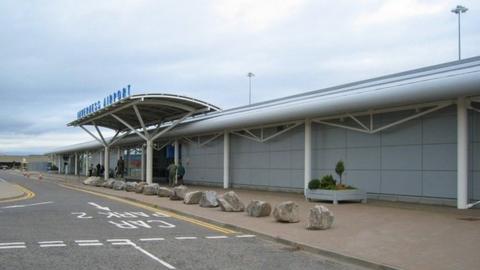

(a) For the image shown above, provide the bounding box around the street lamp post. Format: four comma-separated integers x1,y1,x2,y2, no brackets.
247,72,255,105
451,5,468,60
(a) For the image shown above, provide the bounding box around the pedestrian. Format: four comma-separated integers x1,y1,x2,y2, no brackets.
117,156,125,178
167,161,177,187
88,164,93,177
100,165,105,177
177,161,185,185
96,163,101,177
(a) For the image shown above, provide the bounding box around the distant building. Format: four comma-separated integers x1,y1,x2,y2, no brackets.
0,155,50,171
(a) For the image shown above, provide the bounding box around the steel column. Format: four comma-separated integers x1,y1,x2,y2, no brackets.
104,146,109,180
304,118,312,196
74,153,78,175
223,131,230,189
174,139,179,165
457,97,468,209
141,145,145,181
146,140,153,184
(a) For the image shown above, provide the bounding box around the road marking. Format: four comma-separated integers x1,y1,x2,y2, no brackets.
107,239,131,242
40,244,66,247
175,236,197,240
139,238,165,241
38,241,63,245
74,240,100,243
0,242,25,246
78,243,103,246
205,236,228,239
88,202,111,211
2,201,53,209
0,245,26,249
60,184,235,234
133,244,175,269
235,235,256,238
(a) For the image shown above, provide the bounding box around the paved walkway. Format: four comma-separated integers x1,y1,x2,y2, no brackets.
29,172,480,270
0,176,25,201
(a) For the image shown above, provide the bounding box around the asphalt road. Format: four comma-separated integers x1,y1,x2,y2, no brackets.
0,171,359,270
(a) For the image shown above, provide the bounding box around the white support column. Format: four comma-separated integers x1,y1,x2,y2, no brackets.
141,145,146,181
104,146,109,180
304,118,312,196
84,152,89,176
57,156,61,174
74,153,78,176
223,131,230,189
174,139,179,165
457,97,468,209
146,140,153,184
117,148,121,160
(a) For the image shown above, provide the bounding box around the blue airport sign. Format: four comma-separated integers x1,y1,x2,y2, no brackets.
77,85,131,120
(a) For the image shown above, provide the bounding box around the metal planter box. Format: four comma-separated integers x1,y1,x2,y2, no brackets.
306,189,367,204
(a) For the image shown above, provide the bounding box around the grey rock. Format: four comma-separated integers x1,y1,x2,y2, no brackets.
102,179,116,188
183,191,203,204
112,180,126,190
125,182,137,192
246,200,272,217
273,201,300,223
157,187,173,197
93,179,106,187
83,176,100,185
135,182,147,193
199,191,219,208
143,184,160,195
170,185,188,200
306,205,334,230
217,191,245,212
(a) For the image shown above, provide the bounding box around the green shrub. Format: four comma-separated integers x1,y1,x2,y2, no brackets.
335,160,345,185
320,174,336,190
308,179,320,189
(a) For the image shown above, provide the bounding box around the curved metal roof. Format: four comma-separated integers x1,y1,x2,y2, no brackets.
67,93,221,131
49,56,480,154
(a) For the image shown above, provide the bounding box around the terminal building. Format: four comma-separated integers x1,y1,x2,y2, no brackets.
47,57,480,209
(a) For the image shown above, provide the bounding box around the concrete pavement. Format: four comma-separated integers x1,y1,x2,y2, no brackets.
0,171,368,270
34,172,480,270
0,176,27,202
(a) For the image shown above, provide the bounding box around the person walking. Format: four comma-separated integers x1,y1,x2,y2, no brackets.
117,156,125,178
177,161,185,185
96,163,101,177
166,161,177,187
88,164,93,177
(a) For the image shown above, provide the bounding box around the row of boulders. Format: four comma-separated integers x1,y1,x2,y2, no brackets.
83,178,333,230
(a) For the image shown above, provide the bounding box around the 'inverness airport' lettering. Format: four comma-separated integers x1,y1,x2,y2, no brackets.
77,85,131,119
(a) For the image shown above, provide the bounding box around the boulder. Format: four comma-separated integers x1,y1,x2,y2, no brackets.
246,200,272,217
306,205,334,230
157,187,173,197
143,184,160,195
199,191,219,208
93,179,106,187
125,182,137,192
135,182,147,193
83,176,100,185
273,201,300,223
183,191,203,204
170,185,188,200
112,180,126,190
217,191,245,212
102,179,116,188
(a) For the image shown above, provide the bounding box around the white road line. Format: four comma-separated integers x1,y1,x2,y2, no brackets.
175,237,197,240
111,242,132,246
205,236,228,239
39,244,66,248
107,239,131,242
235,235,256,238
0,245,26,249
75,240,100,243
38,241,64,244
139,238,165,242
2,201,54,209
133,245,175,269
78,243,103,246
0,242,25,246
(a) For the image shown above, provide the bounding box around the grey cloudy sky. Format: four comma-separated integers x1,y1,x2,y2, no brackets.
0,0,479,155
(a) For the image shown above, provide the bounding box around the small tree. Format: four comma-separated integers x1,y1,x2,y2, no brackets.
335,160,345,185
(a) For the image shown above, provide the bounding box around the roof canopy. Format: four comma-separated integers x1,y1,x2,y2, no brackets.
68,94,221,131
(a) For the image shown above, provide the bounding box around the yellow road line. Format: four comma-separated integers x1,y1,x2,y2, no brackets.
60,184,236,234
0,184,36,203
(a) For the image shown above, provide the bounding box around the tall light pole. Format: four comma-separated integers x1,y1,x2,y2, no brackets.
451,5,468,60
247,72,255,105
